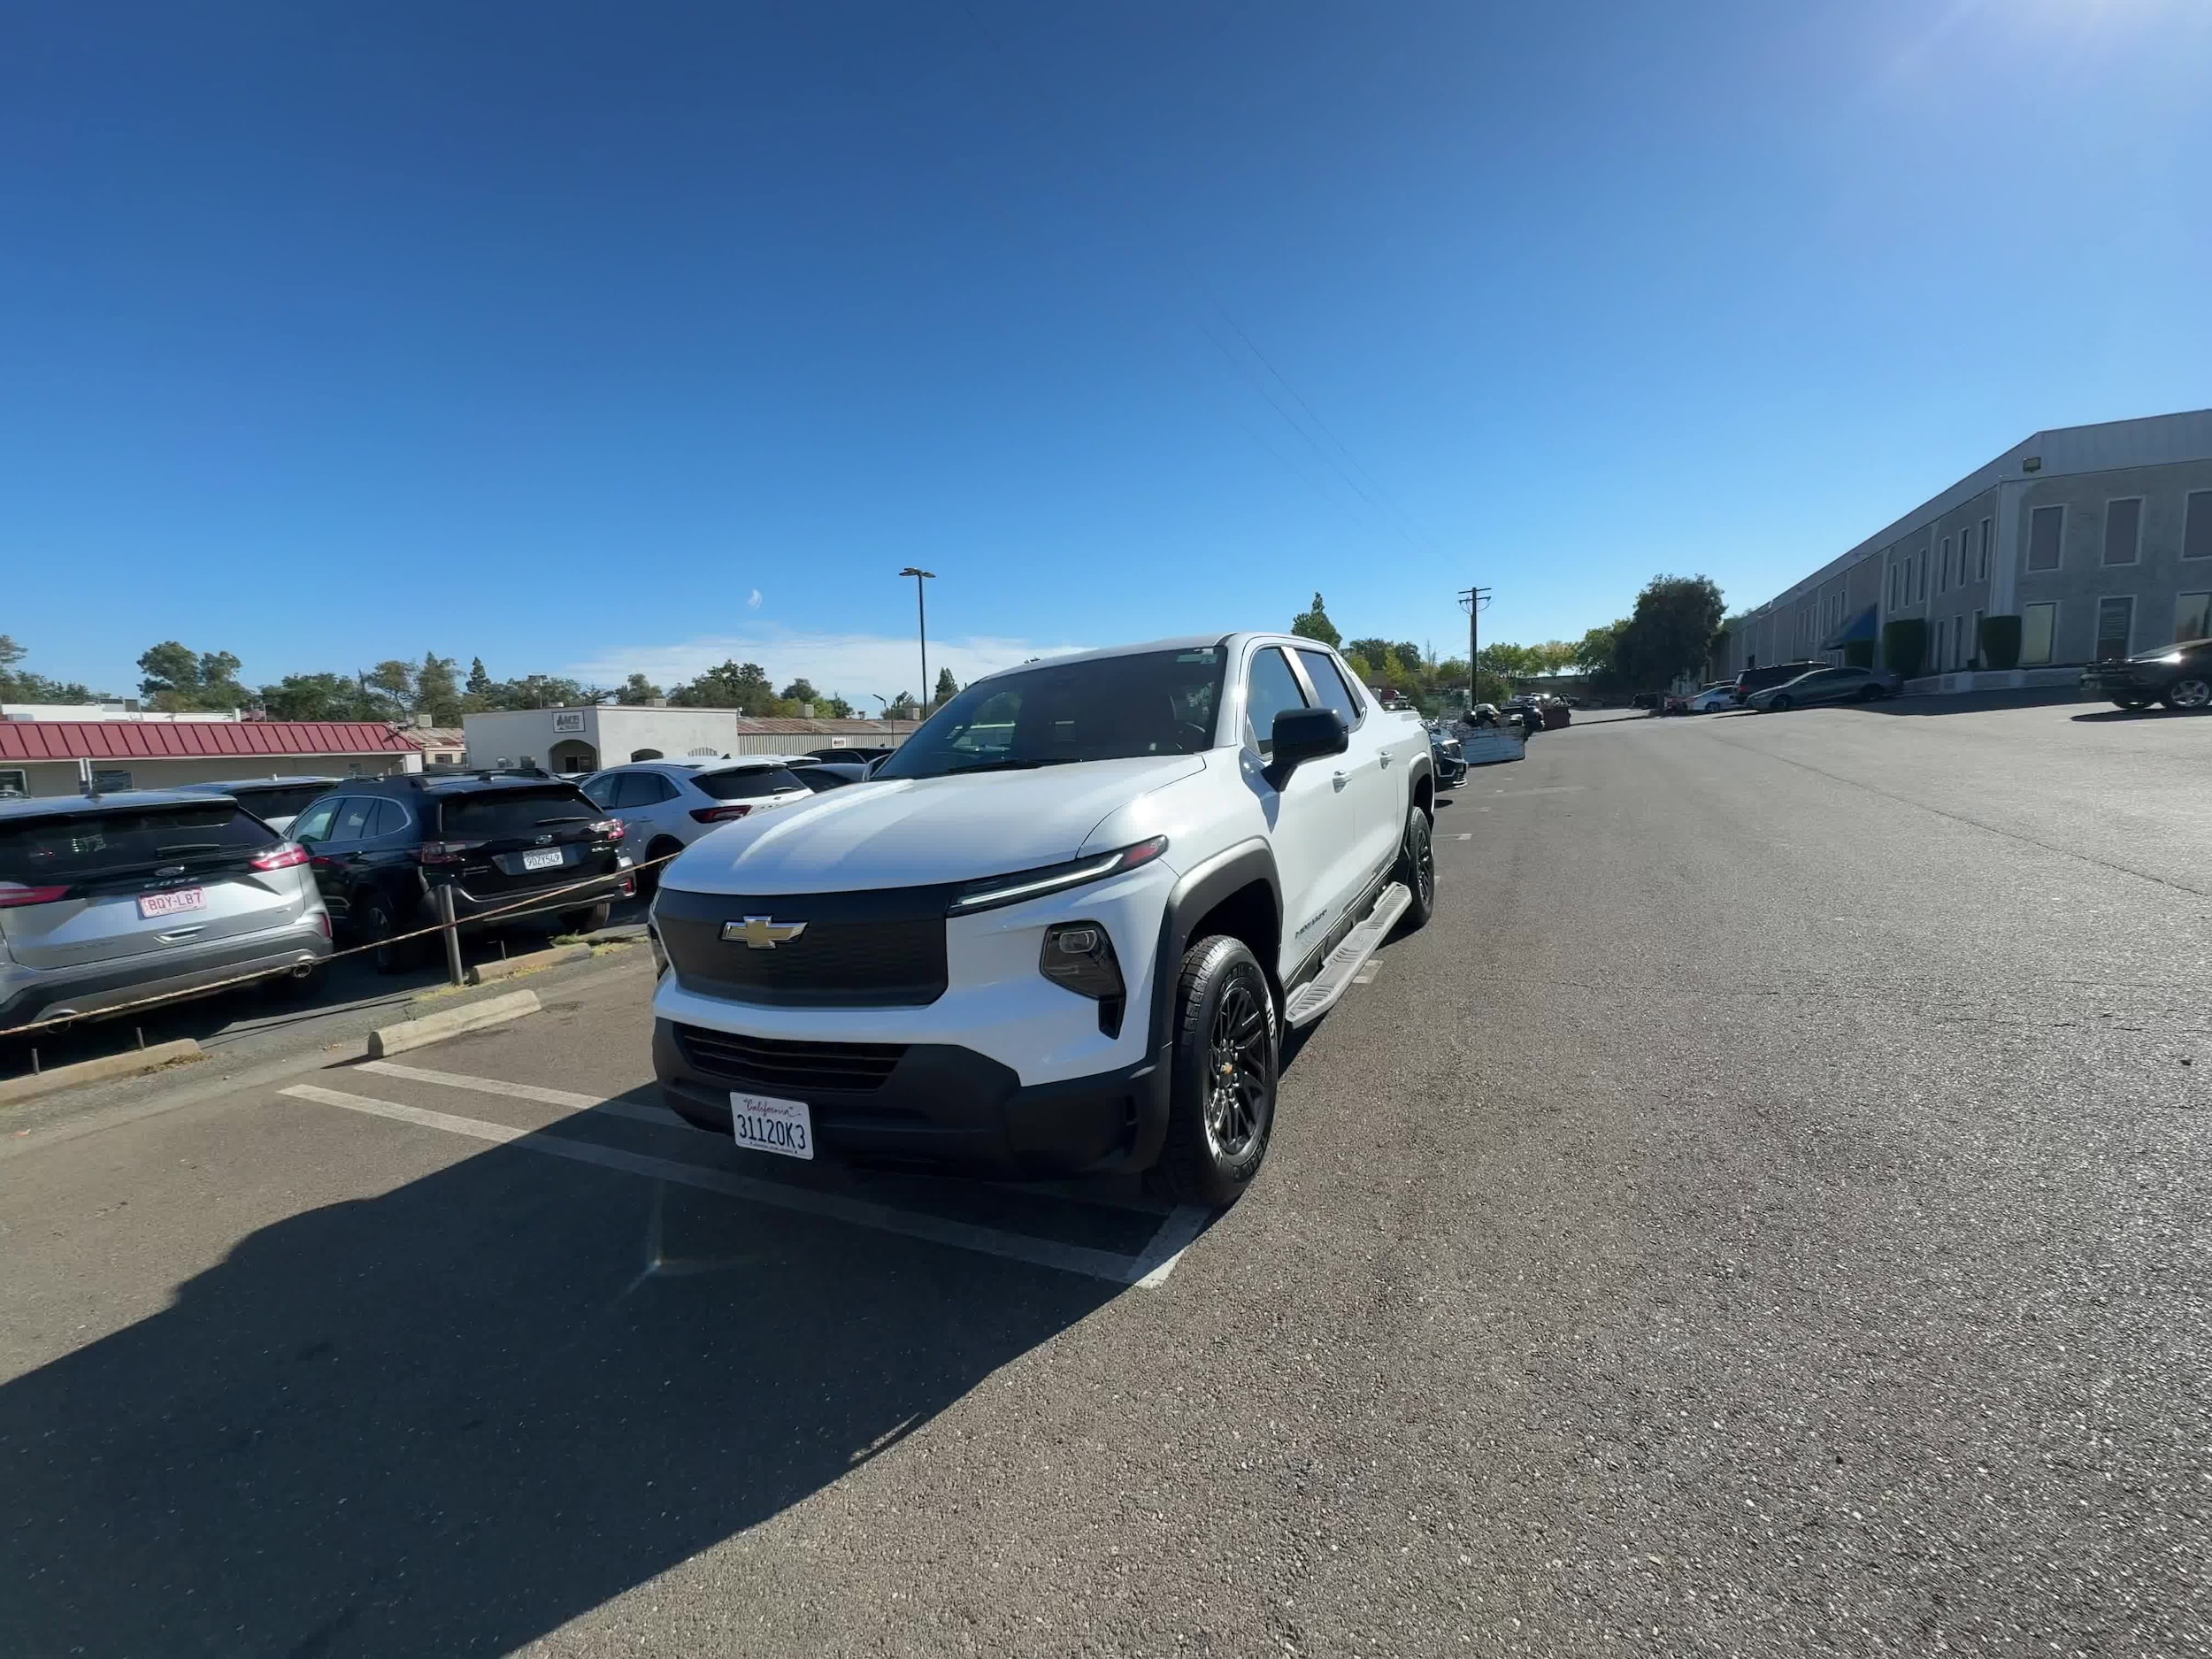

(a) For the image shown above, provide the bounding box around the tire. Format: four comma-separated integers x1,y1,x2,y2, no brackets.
1857,683,1882,702
636,837,684,897
2161,679,2212,710
1156,936,1279,1209
354,892,410,975
1393,804,1434,933
2114,697,2151,711
1768,695,1793,712
559,902,613,937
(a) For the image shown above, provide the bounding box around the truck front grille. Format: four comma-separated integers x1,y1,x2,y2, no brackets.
672,1025,907,1094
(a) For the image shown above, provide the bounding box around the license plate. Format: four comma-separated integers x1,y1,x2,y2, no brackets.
521,848,565,872
731,1092,814,1160
138,887,207,919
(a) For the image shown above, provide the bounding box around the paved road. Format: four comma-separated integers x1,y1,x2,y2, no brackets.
4,699,2207,1656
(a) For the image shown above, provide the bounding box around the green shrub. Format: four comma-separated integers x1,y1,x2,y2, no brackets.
1882,618,1928,680
1978,614,2022,672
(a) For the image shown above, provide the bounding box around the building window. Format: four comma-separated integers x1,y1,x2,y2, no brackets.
1978,517,1992,581
0,767,26,798
1917,552,1927,603
2177,592,2212,643
2094,595,2134,661
1941,535,1954,590
1971,608,1985,667
2102,497,2142,565
2027,505,2064,572
2021,602,2057,665
2185,492,2212,561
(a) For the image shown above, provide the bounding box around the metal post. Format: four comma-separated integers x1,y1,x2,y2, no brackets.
435,881,465,987
900,566,935,715
1458,586,1491,711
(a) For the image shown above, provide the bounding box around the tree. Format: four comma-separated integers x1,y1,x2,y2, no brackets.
1289,593,1340,649
932,666,959,709
818,692,855,718
883,691,919,720
779,678,820,708
669,660,774,713
618,672,663,704
1345,637,1391,668
259,672,382,720
1610,574,1726,691
416,654,465,725
362,659,417,719
465,657,494,699
137,641,249,711
0,635,98,703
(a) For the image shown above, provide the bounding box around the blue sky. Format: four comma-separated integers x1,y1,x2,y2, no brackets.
5,0,2209,705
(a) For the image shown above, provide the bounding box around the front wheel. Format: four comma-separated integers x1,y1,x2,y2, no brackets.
2114,697,2152,710
1393,804,1434,933
2161,679,2212,710
1156,936,1279,1208
1767,695,1793,712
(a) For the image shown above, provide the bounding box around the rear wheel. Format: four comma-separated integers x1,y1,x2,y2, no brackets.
354,892,410,975
559,902,613,937
1857,682,1883,702
1393,804,1434,933
2162,679,2211,710
636,836,684,896
1156,936,1278,1209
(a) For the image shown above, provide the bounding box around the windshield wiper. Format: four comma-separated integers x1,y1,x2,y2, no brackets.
941,757,1082,775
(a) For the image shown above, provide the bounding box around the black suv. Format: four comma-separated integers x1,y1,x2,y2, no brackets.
287,775,634,970
1730,660,1830,704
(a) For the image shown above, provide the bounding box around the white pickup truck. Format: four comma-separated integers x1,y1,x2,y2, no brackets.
647,634,1436,1206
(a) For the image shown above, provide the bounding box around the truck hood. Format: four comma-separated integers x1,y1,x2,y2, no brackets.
661,755,1206,895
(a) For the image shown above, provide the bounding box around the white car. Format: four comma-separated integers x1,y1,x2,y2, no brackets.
647,634,1437,1208
1684,684,1737,713
580,759,814,888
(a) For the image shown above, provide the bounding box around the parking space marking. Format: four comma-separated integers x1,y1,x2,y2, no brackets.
280,1082,1202,1287
358,1059,683,1128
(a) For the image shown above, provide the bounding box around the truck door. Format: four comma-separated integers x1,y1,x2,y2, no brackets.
1240,644,1348,981
1293,647,1403,895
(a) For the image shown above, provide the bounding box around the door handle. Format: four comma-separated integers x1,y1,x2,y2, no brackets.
1331,771,1350,790
1380,749,1395,766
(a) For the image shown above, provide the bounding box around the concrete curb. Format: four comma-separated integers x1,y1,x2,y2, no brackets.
368,990,541,1059
0,1039,204,1105
467,942,594,986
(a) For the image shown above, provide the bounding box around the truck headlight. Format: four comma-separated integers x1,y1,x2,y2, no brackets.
1041,921,1126,1037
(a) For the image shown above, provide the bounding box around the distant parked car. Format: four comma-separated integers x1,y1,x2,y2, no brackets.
1684,684,1737,714
1426,725,1465,787
1743,665,1901,711
1731,660,1831,705
1540,699,1571,730
2079,639,2212,711
173,776,341,834
787,759,872,791
580,758,814,891
288,775,634,970
0,790,332,1027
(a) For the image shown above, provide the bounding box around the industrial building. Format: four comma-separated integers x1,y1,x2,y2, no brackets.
1719,409,2212,689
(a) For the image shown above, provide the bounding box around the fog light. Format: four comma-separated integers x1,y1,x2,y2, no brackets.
1041,921,1125,1037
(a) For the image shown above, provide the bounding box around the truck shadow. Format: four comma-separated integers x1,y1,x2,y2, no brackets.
0,1123,1119,1656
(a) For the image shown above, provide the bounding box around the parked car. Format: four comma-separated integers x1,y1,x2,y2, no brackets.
173,776,341,834
1743,665,1901,711
1426,725,1465,787
804,745,895,764
649,633,1437,1207
0,790,332,1028
1731,660,1831,704
580,759,814,890
2079,639,2212,711
288,775,634,971
787,759,872,792
1684,683,1738,713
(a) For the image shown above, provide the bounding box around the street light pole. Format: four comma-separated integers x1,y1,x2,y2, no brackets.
1457,586,1491,710
899,566,935,717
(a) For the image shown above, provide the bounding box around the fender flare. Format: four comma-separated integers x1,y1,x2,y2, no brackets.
1145,837,1282,1055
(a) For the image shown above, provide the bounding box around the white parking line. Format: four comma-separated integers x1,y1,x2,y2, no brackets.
359,1058,684,1127
280,1081,1206,1288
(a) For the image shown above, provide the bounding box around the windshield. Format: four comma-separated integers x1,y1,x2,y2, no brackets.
875,647,1226,780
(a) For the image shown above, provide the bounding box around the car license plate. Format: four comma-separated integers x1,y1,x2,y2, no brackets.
138,887,207,919
521,848,564,872
731,1092,813,1160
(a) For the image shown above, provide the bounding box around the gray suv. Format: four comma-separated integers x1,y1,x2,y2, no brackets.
0,791,332,1028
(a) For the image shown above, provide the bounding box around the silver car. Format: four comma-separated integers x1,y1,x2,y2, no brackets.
1743,665,1902,711
0,790,333,1028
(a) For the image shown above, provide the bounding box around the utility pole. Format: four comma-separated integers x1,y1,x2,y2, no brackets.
1457,586,1491,710
899,566,935,717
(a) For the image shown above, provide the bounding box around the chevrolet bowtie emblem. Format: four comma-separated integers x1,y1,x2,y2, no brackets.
723,916,808,949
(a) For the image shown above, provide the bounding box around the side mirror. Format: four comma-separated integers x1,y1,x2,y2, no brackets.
1264,707,1348,788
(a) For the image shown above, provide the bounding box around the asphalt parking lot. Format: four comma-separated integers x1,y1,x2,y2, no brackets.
4,696,2208,1656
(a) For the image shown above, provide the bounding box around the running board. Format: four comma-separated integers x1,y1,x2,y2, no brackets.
1281,881,1410,1028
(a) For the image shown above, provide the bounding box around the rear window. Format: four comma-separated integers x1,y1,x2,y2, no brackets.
434,787,602,839
0,803,274,882
227,783,334,821
694,766,803,801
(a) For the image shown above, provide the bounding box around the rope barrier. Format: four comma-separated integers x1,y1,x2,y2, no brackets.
0,847,683,1044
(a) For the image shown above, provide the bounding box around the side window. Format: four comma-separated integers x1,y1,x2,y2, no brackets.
1242,647,1310,757
289,799,339,844
1294,649,1363,727
367,799,411,840
331,797,376,841
580,772,622,810
634,772,679,805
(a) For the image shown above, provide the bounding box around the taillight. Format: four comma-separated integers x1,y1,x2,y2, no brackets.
417,840,470,865
590,818,626,841
250,842,311,871
0,883,71,909
690,804,752,824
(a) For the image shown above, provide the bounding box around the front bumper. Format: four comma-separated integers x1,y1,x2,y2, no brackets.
0,920,333,1025
2080,665,2170,696
653,1018,1172,1176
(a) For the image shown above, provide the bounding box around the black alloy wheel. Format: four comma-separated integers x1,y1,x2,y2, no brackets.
1768,694,1793,712
2162,678,2212,710
1394,806,1434,932
356,893,405,975
1157,935,1279,1208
